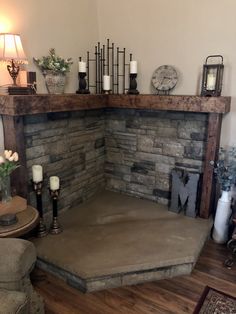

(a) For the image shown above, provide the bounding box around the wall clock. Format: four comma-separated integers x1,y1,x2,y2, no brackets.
151,65,178,95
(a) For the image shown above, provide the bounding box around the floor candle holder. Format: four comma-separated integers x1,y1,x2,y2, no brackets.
32,181,47,238
76,72,90,94
49,189,62,235
127,73,139,95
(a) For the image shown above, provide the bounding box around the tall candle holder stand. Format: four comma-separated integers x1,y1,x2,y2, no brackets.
127,73,139,95
76,72,90,94
32,181,47,238
49,189,62,235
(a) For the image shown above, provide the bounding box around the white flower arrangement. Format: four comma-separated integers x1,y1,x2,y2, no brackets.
33,48,73,75
0,150,19,178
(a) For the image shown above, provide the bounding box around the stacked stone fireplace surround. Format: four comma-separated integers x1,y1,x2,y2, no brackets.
24,107,207,213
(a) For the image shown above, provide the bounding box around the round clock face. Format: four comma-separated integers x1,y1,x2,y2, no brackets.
152,65,178,92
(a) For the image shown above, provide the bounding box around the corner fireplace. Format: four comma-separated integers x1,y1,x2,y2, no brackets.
0,94,230,218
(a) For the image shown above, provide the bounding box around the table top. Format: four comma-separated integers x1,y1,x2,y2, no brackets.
0,206,39,238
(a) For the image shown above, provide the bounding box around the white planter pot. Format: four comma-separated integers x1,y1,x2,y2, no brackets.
212,190,232,244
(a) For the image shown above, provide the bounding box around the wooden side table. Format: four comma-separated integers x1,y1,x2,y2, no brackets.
0,206,39,238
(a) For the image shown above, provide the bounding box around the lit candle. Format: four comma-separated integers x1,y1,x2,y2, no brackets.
206,73,216,90
49,176,60,191
130,61,137,74
32,165,43,183
103,75,110,91
78,61,86,73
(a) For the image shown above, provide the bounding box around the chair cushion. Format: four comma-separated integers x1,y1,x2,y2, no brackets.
0,289,28,314
0,238,36,282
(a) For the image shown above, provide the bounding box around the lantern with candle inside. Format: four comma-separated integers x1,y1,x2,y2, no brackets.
49,176,62,234
201,55,224,97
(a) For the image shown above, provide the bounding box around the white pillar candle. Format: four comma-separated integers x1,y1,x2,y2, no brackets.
49,176,60,191
103,75,110,91
32,165,43,183
78,61,86,73
130,61,137,74
206,73,216,90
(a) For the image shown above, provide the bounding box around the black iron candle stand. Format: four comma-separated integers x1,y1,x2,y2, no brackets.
49,189,62,235
127,74,139,95
76,72,90,94
32,181,47,238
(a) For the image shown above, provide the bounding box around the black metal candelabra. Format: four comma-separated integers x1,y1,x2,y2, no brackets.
127,73,139,95
80,39,136,94
49,189,62,235
32,181,47,238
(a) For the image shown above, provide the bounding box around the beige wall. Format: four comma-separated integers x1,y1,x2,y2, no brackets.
0,0,235,147
0,0,99,93
96,0,236,145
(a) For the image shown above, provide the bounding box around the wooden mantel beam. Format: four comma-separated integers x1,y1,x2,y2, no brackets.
0,94,231,116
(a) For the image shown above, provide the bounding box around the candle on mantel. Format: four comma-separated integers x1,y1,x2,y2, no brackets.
49,176,60,191
32,165,43,183
130,61,137,74
78,61,86,73
206,73,216,90
103,75,110,91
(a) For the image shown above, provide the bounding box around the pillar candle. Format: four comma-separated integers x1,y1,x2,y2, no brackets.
32,165,43,183
103,75,110,91
49,176,60,191
206,73,216,90
78,61,86,73
130,61,137,74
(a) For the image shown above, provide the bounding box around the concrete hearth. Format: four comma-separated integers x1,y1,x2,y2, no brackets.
34,190,212,292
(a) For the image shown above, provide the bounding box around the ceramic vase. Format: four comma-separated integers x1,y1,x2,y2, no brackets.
44,71,66,94
212,190,232,244
0,176,12,203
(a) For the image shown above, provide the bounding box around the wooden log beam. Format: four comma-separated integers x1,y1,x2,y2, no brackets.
200,113,222,218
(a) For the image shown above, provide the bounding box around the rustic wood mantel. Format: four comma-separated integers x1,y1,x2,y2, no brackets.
0,94,231,219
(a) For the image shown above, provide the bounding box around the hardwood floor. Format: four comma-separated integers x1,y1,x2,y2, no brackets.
32,240,236,314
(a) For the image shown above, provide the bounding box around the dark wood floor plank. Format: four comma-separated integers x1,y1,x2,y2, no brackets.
33,240,236,314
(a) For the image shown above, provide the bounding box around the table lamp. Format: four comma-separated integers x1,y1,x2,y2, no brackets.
0,33,28,86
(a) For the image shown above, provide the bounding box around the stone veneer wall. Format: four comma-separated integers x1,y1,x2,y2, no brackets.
105,109,208,205
24,109,105,212
23,107,208,213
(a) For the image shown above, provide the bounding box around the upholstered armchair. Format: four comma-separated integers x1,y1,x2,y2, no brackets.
0,238,44,314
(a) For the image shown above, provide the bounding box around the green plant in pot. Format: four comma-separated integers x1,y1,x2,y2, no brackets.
33,48,73,94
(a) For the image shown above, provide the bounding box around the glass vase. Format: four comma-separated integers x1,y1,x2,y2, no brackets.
0,176,12,203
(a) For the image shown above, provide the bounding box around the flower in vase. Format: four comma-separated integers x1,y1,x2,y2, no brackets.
33,48,73,75
0,150,20,178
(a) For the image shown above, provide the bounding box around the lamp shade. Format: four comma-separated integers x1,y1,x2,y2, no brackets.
0,33,27,63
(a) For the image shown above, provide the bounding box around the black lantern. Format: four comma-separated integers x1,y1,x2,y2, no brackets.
201,55,224,97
